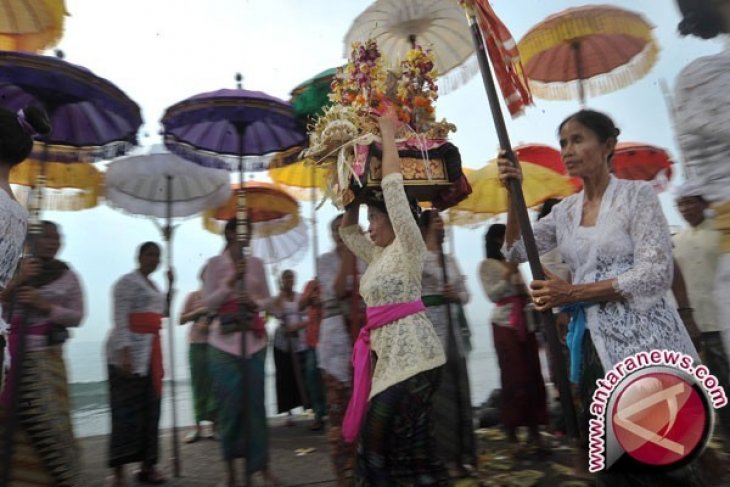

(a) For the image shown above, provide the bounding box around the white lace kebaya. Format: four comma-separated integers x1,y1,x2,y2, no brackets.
504,176,698,371
0,189,28,344
340,173,445,399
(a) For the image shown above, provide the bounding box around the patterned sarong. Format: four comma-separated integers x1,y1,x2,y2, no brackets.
0,348,80,486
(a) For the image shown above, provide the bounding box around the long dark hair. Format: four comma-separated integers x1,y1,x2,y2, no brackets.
676,0,727,38
0,105,51,166
484,224,506,261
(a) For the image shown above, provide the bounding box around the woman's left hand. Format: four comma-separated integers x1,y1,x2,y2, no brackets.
529,268,574,312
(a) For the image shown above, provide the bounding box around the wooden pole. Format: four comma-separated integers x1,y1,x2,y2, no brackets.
462,1,579,439
164,175,181,478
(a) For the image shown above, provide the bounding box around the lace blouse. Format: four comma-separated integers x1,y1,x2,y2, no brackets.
505,176,698,370
674,38,730,204
340,173,445,399
0,189,27,337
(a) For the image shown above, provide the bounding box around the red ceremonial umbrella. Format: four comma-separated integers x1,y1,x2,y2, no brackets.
612,142,673,191
514,143,582,190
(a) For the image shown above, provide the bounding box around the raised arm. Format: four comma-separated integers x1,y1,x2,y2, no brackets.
379,112,426,257
340,205,375,264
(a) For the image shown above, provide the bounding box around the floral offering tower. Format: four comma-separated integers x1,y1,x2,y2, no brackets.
304,39,471,209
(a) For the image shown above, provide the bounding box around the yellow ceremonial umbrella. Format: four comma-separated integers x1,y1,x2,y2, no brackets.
10,159,103,211
268,159,329,201
0,0,68,52
454,160,575,216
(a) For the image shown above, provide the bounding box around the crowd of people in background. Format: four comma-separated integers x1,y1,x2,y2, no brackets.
0,1,730,485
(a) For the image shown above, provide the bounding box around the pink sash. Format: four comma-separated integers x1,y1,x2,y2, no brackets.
496,295,528,341
0,320,53,407
342,299,426,443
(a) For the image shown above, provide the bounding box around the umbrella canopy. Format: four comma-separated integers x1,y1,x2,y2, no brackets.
10,159,103,211
454,160,576,216
514,143,582,190
0,0,67,52
518,5,658,104
0,50,143,161
161,88,307,171
344,0,475,88
104,151,232,219
613,142,673,191
290,67,339,121
268,159,329,201
204,181,308,265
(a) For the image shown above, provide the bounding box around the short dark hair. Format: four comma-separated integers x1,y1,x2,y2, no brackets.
677,0,727,39
138,241,160,257
365,192,421,223
558,110,621,162
485,224,506,261
0,105,51,167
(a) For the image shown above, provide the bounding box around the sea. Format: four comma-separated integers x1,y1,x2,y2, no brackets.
66,321,505,438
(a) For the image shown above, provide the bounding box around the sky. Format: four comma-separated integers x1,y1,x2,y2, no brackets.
22,0,725,383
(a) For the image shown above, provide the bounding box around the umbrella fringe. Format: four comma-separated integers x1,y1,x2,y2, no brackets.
519,7,655,65
439,55,481,95
29,140,135,164
12,185,99,211
528,40,659,102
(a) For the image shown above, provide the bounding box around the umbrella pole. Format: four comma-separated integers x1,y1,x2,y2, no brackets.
236,134,252,487
1,145,48,486
311,165,319,279
437,240,469,444
463,4,580,440
164,175,182,478
571,41,586,107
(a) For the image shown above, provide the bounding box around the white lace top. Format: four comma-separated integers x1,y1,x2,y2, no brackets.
0,189,28,288
340,173,445,399
674,37,730,204
0,189,28,338
505,176,698,371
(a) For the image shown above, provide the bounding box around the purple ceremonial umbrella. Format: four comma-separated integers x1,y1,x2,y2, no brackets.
161,86,305,484
0,50,142,162
161,88,305,170
0,50,142,486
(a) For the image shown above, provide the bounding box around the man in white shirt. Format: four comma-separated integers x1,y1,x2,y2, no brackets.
673,181,730,445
